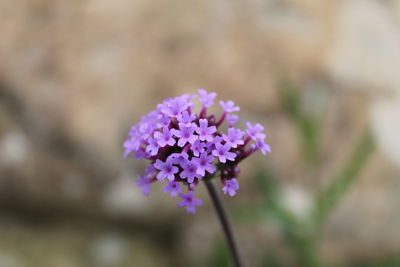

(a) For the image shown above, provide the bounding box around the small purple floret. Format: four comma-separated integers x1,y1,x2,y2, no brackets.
177,111,196,126
222,178,239,196
136,175,151,196
163,181,182,197
180,160,201,183
246,122,266,140
154,127,176,147
196,119,216,142
173,123,197,147
145,138,159,156
223,128,245,148
212,142,237,163
191,140,206,157
176,191,203,213
194,152,216,176
154,159,179,181
198,89,217,108
220,100,240,113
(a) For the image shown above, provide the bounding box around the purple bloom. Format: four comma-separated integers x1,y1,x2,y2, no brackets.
180,160,201,183
159,95,192,117
194,152,216,176
222,178,239,196
212,142,237,163
163,181,181,197
219,100,240,113
227,114,239,126
145,138,159,156
128,125,139,137
145,164,156,175
196,119,216,142
157,114,170,128
123,137,139,158
154,127,176,147
168,152,189,165
136,175,151,196
176,191,203,213
198,89,217,108
246,122,266,140
256,137,271,155
135,148,146,159
173,123,197,147
153,159,179,181
124,90,270,213
139,122,155,140
223,128,244,148
191,140,206,157
177,111,196,126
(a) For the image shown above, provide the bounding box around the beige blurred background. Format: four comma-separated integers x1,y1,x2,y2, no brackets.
1,0,400,266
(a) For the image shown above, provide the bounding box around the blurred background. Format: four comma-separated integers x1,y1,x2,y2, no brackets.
1,0,400,266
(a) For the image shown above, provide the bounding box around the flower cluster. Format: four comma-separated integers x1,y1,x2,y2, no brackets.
124,89,270,213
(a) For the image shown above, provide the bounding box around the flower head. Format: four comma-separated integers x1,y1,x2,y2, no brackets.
124,89,270,213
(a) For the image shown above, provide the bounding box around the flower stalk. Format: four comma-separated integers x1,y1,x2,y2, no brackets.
204,178,244,267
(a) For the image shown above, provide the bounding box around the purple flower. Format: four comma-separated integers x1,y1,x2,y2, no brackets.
157,114,170,128
222,178,239,196
220,100,240,113
159,95,192,117
145,164,156,175
145,138,159,156
176,191,203,213
139,122,155,140
154,127,176,147
246,122,266,140
223,128,244,148
256,137,271,155
196,119,216,142
168,152,189,165
153,159,179,181
227,114,239,126
194,152,216,176
177,111,196,126
198,89,217,108
163,181,181,197
180,160,201,183
173,123,197,147
212,142,237,163
124,90,270,213
123,137,139,158
136,175,151,196
191,140,206,157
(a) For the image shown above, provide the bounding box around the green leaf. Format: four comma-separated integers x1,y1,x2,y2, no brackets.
312,129,375,228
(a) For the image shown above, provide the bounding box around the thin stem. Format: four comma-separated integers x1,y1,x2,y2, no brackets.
204,179,244,267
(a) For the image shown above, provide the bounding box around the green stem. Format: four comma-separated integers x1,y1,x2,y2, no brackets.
204,179,245,267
